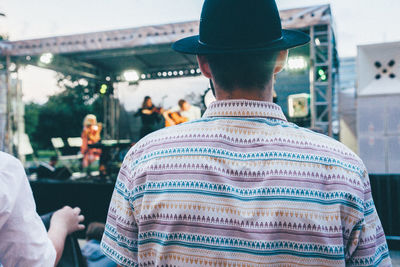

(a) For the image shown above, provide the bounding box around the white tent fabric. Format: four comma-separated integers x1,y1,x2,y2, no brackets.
1,5,330,57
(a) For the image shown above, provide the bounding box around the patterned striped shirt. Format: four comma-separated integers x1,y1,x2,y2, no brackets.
101,99,391,266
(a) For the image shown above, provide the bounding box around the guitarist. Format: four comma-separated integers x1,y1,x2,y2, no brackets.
163,99,201,127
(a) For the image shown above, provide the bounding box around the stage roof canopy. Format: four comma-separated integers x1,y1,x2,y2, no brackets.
0,4,332,81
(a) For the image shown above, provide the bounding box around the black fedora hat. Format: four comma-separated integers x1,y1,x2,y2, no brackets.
173,0,310,55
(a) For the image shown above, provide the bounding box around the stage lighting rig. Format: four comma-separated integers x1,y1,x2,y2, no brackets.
317,68,328,81
123,70,140,83
39,53,53,64
99,84,108,95
287,56,308,71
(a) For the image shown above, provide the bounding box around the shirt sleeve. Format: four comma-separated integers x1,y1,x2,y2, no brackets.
0,153,56,267
101,155,138,267
345,171,391,266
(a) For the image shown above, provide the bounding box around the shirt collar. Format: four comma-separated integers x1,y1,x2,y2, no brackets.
203,99,287,122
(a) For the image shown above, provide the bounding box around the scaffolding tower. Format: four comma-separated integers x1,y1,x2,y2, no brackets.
309,23,337,136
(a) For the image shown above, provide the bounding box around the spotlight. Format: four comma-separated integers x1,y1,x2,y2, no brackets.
78,79,88,87
123,70,140,82
105,76,111,81
287,56,308,70
141,74,146,79
315,38,321,46
100,84,108,94
8,63,16,72
40,53,53,64
317,68,328,81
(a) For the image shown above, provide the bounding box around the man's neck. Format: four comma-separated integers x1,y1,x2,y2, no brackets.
215,83,274,102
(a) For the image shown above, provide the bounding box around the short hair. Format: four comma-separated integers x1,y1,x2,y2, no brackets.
178,99,187,108
86,222,105,241
204,51,279,91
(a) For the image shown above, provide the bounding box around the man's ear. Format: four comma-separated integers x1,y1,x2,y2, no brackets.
273,50,288,74
197,55,212,79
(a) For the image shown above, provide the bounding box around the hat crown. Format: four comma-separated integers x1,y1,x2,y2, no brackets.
199,0,283,49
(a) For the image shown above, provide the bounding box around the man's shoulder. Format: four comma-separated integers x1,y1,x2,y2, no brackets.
295,126,366,173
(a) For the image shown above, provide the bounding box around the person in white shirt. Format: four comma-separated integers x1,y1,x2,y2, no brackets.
163,99,201,126
0,151,85,267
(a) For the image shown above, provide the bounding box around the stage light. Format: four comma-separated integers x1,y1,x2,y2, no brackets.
317,68,327,81
100,84,108,94
141,74,146,79
40,53,53,64
105,76,111,81
123,70,139,82
173,71,178,76
26,56,31,61
288,93,310,118
179,70,184,76
78,78,88,87
196,68,201,74
8,63,16,72
168,71,172,76
287,56,308,70
315,38,321,46
162,72,167,77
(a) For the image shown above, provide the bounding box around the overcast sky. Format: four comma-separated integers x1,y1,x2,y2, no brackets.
1,0,400,105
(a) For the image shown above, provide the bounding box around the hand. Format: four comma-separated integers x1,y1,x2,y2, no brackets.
51,206,85,235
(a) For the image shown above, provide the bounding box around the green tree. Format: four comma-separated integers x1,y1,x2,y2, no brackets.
24,102,41,150
28,75,104,149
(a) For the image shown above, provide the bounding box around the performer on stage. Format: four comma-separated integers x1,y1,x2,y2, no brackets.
163,99,201,127
136,96,164,138
81,114,102,174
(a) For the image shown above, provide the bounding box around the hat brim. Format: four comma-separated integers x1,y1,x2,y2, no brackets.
172,29,310,55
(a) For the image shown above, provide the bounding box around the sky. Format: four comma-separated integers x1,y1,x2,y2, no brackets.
1,0,400,106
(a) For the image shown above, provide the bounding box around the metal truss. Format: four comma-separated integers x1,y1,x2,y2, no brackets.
309,23,336,136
